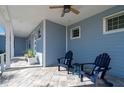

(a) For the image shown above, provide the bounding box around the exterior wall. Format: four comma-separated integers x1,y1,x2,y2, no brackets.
14,36,26,56
28,22,43,51
46,20,66,66
27,21,43,65
67,6,124,78
35,21,43,53
0,35,5,53
35,38,43,53
35,22,43,65
27,34,34,51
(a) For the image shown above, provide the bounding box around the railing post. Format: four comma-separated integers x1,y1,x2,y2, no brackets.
1,54,5,73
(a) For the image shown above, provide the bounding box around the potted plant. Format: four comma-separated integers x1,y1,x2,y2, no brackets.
24,49,37,65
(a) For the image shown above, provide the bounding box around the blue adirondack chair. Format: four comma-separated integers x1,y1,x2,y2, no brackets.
80,53,112,86
57,50,73,74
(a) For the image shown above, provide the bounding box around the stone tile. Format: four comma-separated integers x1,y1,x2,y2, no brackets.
58,81,68,87
0,58,124,87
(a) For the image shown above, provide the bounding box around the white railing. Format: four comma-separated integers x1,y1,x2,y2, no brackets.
0,53,6,74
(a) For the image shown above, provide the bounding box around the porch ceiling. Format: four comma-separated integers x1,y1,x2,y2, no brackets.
7,5,114,37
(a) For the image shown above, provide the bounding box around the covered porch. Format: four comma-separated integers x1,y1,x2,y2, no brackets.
0,5,124,87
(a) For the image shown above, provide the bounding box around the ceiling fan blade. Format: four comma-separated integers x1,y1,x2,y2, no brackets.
49,6,64,9
70,7,80,15
61,10,65,17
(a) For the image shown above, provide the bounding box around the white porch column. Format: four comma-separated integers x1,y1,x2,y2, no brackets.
10,24,14,59
0,6,13,68
5,22,11,68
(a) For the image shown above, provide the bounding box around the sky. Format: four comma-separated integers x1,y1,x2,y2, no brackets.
0,26,5,34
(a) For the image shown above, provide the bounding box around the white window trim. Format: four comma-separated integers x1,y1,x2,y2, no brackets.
70,26,81,39
103,10,124,35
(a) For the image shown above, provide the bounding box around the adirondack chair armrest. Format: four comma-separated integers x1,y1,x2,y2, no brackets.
57,57,65,64
80,62,94,71
82,62,94,65
95,67,111,73
80,62,94,66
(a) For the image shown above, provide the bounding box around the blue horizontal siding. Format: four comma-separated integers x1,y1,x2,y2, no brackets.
14,36,26,56
27,21,44,65
46,20,66,66
67,6,124,78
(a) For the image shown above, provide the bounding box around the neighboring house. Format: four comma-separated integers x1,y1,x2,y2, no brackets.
0,34,5,54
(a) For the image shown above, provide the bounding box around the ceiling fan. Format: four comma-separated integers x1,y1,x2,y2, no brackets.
49,5,80,17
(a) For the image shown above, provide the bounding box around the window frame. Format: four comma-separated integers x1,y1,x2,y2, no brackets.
70,26,81,40
37,30,41,39
35,30,41,41
103,10,124,35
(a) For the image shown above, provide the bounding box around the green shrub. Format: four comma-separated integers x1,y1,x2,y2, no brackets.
24,49,35,58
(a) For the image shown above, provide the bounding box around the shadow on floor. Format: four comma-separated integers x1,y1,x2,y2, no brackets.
0,74,15,84
5,66,42,72
11,58,26,63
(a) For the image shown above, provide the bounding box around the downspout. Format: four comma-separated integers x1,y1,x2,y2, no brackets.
66,26,68,52
43,19,46,67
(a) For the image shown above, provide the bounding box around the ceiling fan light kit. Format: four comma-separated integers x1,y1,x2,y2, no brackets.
49,5,80,17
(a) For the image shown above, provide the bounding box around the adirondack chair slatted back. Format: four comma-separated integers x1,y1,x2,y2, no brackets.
64,51,73,65
91,53,111,76
94,53,111,68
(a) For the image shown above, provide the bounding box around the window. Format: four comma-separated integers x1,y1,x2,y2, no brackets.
38,30,41,38
103,11,124,34
0,25,5,35
28,40,31,49
35,30,41,40
70,26,81,39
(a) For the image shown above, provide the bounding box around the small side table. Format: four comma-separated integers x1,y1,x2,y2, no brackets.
72,63,82,77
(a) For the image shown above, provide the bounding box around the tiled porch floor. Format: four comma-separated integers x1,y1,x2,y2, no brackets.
0,57,124,87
